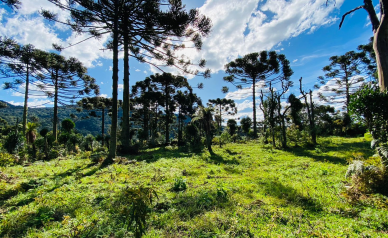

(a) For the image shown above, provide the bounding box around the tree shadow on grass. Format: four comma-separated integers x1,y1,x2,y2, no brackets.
170,189,234,220
206,153,240,165
134,147,192,163
258,179,323,212
290,147,347,165
290,140,374,165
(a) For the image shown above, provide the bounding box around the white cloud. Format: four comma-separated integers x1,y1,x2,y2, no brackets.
135,69,141,72
0,0,112,68
293,59,298,63
60,32,112,68
0,0,344,75
101,82,104,84
225,81,267,100
143,70,147,74
0,14,62,51
99,94,108,98
118,84,124,92
10,82,54,99
109,66,113,71
310,76,365,111
8,99,53,108
236,100,253,112
153,0,344,75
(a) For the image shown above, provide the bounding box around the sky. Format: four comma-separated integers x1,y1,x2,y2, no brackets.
0,0,377,123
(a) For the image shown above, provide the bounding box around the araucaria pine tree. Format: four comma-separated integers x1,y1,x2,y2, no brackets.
43,0,212,161
223,51,293,138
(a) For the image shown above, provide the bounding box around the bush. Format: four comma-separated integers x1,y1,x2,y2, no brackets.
49,150,60,160
0,152,15,166
113,186,158,238
61,118,75,133
344,159,388,201
172,177,187,192
4,131,24,154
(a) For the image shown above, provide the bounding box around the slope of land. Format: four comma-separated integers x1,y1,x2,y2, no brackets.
1,137,387,237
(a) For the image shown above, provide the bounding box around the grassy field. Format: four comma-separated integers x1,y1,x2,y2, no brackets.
1,136,387,237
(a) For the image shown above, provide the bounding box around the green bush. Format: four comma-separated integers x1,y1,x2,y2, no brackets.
0,152,15,166
4,131,24,154
61,118,75,133
172,177,187,192
49,150,60,160
113,186,158,238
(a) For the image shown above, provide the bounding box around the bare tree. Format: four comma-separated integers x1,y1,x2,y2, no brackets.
337,0,388,91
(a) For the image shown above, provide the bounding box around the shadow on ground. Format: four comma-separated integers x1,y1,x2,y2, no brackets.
289,140,373,165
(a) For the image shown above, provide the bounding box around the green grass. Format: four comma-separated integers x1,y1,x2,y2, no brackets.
1,136,387,237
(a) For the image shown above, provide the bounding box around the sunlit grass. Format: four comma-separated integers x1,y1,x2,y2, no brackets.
1,136,387,237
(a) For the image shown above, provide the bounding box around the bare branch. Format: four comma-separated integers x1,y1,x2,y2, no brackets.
339,5,364,29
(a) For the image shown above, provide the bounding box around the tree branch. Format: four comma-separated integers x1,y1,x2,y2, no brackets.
339,5,365,29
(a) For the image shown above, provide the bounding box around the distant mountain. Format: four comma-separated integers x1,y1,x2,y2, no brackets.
0,100,23,109
0,103,110,136
0,102,190,136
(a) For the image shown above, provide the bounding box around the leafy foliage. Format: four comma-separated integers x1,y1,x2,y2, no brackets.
115,186,158,238
349,83,388,142
4,130,24,154
172,177,187,192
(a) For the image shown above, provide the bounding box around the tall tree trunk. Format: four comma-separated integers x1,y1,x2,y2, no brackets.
144,104,149,141
374,17,388,90
344,66,350,114
252,79,257,138
278,97,287,148
165,85,169,144
121,19,130,151
219,104,222,135
22,62,29,135
101,107,105,147
107,0,119,162
178,107,182,146
369,0,388,91
309,91,317,145
53,70,59,141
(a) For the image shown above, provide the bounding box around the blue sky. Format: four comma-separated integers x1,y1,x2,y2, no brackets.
0,0,376,122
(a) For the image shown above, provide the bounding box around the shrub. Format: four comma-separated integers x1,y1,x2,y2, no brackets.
113,186,158,238
344,159,388,201
4,131,24,154
0,152,15,166
61,118,75,133
172,177,187,192
49,150,60,160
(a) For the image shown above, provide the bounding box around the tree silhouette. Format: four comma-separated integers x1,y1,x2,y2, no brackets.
37,52,99,140
192,106,214,154
240,117,252,135
0,0,20,9
227,119,237,136
131,77,162,143
77,96,115,147
223,51,293,138
174,90,202,146
208,98,237,135
147,73,191,145
43,0,212,161
288,93,303,129
3,44,46,135
300,77,317,145
316,50,372,113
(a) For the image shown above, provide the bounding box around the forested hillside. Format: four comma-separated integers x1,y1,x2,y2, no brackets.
0,100,111,136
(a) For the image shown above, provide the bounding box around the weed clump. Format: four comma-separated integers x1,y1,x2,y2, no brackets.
172,177,187,192
111,186,158,238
